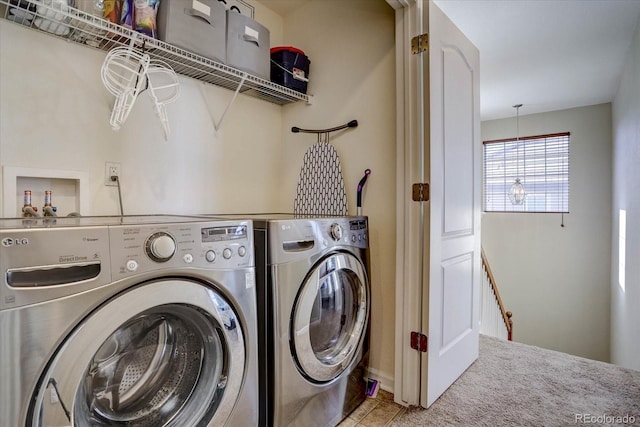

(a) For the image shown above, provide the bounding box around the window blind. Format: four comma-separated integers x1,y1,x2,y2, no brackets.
483,132,570,213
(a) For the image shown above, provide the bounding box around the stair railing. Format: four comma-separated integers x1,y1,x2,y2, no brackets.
480,248,513,341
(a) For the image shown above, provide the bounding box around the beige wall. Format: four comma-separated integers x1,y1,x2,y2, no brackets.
0,0,397,387
0,8,285,215
611,16,640,371
482,104,612,362
277,0,397,387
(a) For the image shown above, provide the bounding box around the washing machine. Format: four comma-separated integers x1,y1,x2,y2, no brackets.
0,215,258,427
213,214,370,427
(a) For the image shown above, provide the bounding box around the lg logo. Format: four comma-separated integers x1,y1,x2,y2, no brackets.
1,237,29,247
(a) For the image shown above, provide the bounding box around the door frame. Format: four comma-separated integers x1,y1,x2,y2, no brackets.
387,0,481,407
387,0,425,407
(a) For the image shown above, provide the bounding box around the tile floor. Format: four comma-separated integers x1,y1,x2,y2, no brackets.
337,389,407,427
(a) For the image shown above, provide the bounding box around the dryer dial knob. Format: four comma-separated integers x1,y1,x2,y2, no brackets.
146,232,176,262
329,223,343,241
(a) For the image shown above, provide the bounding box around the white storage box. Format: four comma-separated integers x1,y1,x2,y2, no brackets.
157,0,226,63
225,10,270,79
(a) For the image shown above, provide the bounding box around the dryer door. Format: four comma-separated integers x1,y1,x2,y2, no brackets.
30,279,246,427
291,252,369,383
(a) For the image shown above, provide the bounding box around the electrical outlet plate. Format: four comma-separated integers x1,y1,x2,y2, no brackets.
105,162,121,186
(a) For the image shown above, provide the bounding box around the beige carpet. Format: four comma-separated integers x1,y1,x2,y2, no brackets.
391,335,640,426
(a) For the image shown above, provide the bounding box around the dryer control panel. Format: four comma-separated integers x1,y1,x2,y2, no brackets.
109,220,253,279
268,216,368,265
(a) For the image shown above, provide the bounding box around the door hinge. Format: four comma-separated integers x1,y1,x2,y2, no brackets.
412,183,430,202
410,331,428,352
411,33,429,54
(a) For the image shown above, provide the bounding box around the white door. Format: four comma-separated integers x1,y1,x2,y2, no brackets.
422,0,481,407
389,0,481,408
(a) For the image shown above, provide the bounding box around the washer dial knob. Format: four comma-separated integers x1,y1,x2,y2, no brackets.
126,260,138,272
146,232,176,262
329,223,343,241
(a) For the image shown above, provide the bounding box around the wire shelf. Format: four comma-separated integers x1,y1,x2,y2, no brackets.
0,0,312,106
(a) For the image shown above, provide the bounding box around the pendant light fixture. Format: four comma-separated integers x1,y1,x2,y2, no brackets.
508,103,526,205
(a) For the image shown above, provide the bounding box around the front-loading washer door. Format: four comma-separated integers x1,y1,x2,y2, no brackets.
291,252,369,383
30,279,246,427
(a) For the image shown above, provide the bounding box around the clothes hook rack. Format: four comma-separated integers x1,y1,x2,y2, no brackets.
291,119,358,135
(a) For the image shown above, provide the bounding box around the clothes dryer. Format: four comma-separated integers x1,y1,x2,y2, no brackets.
214,214,371,427
0,215,258,427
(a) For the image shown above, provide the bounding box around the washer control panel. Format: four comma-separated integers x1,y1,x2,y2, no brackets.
109,221,253,278
0,226,112,310
146,232,177,262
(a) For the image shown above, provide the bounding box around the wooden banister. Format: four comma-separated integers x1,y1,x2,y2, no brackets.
481,248,513,340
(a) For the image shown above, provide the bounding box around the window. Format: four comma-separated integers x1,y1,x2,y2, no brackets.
483,132,570,212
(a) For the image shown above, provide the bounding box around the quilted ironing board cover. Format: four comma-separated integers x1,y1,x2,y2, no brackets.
294,141,348,216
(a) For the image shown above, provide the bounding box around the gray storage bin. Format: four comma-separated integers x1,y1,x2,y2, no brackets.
226,10,270,80
157,0,226,63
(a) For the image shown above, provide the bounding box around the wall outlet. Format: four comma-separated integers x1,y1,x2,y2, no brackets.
105,162,121,186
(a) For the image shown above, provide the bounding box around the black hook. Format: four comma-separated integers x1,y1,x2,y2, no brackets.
357,169,371,208
292,119,358,135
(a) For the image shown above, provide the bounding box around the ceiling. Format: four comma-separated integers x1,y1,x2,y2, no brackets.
433,0,640,120
260,0,640,121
